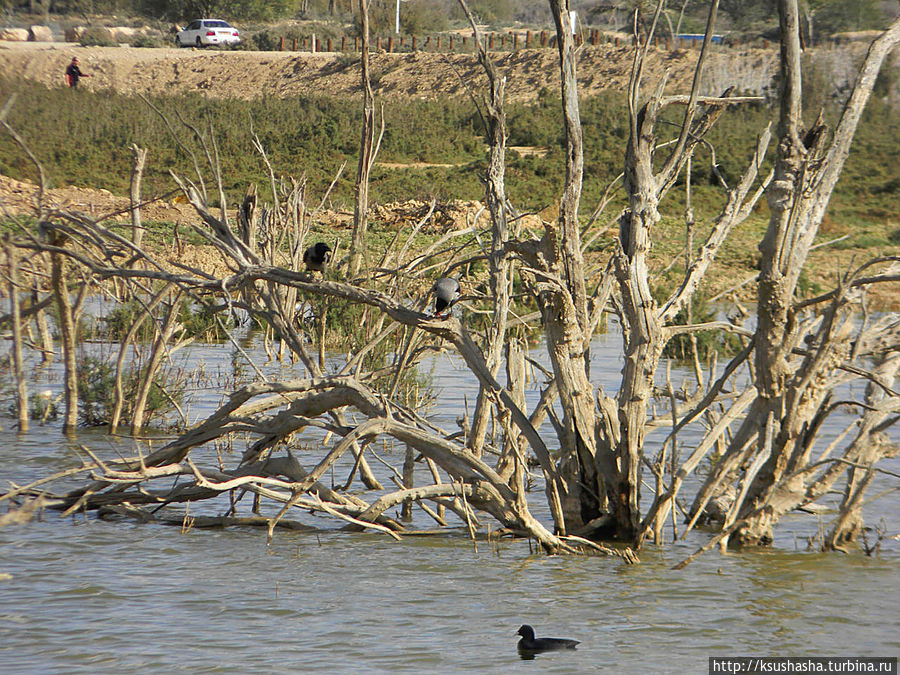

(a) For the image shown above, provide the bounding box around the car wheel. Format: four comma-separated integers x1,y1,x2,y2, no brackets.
196,36,202,48
175,36,181,47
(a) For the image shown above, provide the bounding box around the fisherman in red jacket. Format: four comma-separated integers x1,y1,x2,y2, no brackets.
65,57,89,88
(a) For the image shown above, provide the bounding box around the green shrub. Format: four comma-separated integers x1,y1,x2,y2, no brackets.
177,301,235,341
130,34,166,48
661,294,744,362
105,298,234,343
104,299,156,342
80,27,117,47
246,29,280,51
833,232,891,249
30,392,59,422
76,354,184,428
0,79,895,225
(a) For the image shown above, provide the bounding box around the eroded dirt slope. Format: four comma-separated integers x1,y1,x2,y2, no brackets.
0,41,782,102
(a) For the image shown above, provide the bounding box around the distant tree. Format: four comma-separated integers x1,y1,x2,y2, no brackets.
448,0,513,24
718,0,778,30
139,0,300,22
350,0,448,35
811,0,884,35
402,0,449,33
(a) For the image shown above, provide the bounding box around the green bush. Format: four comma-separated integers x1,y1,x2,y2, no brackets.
130,34,166,48
177,301,235,341
76,354,184,428
104,300,156,342
105,298,234,343
660,294,744,362
247,29,285,51
30,393,59,422
833,232,891,249
80,27,117,47
797,268,824,297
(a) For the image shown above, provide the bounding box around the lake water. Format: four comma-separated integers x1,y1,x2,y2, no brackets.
1,318,898,673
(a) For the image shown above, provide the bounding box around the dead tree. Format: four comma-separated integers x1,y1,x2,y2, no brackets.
455,1,514,459
349,0,377,277
5,237,28,431
689,5,900,551
130,144,148,249
49,231,80,434
576,0,770,541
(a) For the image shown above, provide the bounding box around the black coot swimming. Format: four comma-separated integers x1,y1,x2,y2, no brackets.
516,624,579,653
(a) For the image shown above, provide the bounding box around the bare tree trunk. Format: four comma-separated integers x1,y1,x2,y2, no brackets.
131,292,183,434
614,118,665,539
733,6,900,546
401,445,414,520
110,284,172,433
33,284,54,364
350,0,375,277
541,0,602,535
825,352,900,550
613,0,717,540
130,144,148,249
6,240,28,431
457,1,513,458
50,234,79,434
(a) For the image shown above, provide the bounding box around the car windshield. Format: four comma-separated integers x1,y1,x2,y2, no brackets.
204,21,231,28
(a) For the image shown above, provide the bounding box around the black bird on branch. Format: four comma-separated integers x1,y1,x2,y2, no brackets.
431,277,460,318
303,242,332,274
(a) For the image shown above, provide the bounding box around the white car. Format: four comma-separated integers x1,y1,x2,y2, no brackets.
175,19,241,48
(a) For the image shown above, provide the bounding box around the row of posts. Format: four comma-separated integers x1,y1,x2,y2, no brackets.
278,30,756,53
